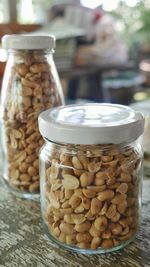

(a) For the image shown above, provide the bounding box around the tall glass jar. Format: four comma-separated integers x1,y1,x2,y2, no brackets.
0,34,64,199
38,104,144,254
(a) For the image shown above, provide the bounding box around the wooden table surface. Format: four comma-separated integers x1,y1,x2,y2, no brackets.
0,170,150,267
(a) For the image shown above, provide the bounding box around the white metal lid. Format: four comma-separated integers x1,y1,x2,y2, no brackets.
2,34,56,50
38,103,145,145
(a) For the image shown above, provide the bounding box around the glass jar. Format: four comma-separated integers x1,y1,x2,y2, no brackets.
38,104,144,254
0,34,64,200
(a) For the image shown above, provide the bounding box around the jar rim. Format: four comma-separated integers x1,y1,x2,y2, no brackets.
38,103,145,145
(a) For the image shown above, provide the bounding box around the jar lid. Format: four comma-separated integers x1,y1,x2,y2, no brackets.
2,34,56,50
38,103,145,145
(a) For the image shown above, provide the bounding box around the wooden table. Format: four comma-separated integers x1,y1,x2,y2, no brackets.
0,170,150,267
58,62,134,79
58,61,135,102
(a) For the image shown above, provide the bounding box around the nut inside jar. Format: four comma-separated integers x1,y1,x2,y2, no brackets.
41,143,141,252
1,49,63,195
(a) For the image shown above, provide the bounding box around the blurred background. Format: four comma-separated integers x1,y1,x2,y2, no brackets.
0,0,150,105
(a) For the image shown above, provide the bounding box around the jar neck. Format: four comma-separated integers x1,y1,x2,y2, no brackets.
7,48,54,56
43,138,141,155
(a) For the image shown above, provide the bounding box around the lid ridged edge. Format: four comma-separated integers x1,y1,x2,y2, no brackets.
38,104,145,145
2,34,56,50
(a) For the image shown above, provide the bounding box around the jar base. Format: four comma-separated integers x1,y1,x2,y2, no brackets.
3,177,39,201
43,223,135,255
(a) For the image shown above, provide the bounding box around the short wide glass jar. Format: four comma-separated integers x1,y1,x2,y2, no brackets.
1,34,64,199
38,104,144,254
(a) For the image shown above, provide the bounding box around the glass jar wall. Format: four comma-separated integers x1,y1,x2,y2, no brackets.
0,34,64,199
40,141,142,253
38,104,144,254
